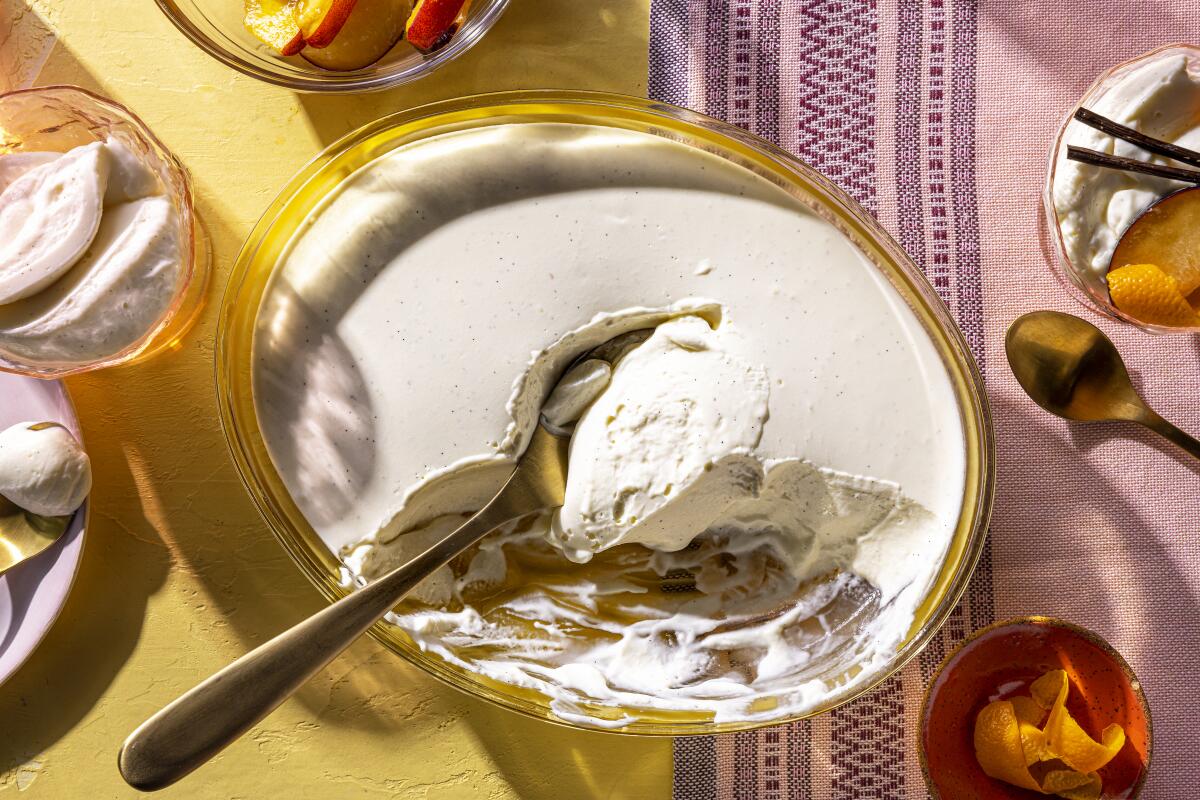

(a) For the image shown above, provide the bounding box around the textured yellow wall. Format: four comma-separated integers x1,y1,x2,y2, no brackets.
0,1,670,797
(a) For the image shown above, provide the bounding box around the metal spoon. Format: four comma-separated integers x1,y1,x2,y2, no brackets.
1005,310,1200,458
118,329,653,791
0,422,74,575
0,494,71,575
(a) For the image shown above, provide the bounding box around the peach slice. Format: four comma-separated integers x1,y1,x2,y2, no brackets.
1111,186,1200,297
294,0,359,48
243,0,305,56
301,0,407,70
406,0,471,53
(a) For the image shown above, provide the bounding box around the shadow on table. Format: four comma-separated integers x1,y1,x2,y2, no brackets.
461,698,671,799
0,39,175,775
989,393,1200,793
981,1,1195,93
295,0,647,148
0,392,172,774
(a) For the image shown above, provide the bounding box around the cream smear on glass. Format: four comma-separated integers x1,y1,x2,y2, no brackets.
253,123,967,726
1053,53,1200,287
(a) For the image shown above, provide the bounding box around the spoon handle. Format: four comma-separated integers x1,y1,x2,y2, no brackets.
118,482,519,792
1139,409,1200,461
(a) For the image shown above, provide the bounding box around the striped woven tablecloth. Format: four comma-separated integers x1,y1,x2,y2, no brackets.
651,2,1200,798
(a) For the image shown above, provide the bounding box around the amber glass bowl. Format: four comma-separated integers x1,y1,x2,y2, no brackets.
921,617,1152,800
0,86,208,378
1043,43,1200,334
217,90,995,734
156,0,509,92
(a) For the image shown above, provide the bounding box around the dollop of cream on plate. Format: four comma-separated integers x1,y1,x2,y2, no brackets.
0,421,90,517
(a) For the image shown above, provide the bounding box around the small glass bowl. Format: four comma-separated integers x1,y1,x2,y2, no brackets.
1043,43,1200,334
155,0,510,92
921,616,1152,800
0,86,209,379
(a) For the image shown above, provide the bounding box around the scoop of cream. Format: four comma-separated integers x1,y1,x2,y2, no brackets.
0,142,109,304
0,140,178,365
0,152,60,196
0,196,182,363
549,315,769,561
0,421,91,517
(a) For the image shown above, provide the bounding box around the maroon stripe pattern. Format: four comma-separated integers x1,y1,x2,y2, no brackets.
649,0,990,796
649,0,692,107
789,0,881,211
673,736,719,800
893,0,926,272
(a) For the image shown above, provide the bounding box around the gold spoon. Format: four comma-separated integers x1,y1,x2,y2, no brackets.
0,422,74,575
1005,310,1200,458
119,330,656,791
0,493,71,576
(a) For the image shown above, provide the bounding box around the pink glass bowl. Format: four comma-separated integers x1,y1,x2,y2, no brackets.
0,86,209,378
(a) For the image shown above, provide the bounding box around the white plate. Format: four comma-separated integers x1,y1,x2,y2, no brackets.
0,373,87,686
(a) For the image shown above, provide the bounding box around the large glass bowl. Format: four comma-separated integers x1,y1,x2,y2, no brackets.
0,86,208,378
217,90,995,734
156,0,509,92
1043,44,1200,334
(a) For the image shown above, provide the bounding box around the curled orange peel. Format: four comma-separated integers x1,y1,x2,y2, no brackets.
973,669,1125,799
974,699,1043,791
1043,769,1103,800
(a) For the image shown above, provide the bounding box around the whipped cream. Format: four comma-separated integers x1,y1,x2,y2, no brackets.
255,122,968,726
550,315,769,561
0,152,59,196
0,421,90,517
0,139,182,366
1053,53,1200,285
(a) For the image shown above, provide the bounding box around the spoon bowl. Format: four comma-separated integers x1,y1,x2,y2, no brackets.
0,494,71,576
1006,310,1200,458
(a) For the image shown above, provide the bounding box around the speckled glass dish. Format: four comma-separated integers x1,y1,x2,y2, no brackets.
1043,44,1200,334
217,91,995,735
0,86,208,378
921,617,1151,800
156,0,509,92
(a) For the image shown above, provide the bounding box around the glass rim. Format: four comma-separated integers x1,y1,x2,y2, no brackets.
216,89,996,735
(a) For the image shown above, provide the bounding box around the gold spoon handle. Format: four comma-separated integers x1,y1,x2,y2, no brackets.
1139,409,1200,461
117,480,521,791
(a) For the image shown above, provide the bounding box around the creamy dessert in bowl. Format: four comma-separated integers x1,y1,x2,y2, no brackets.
1046,45,1200,331
220,93,992,732
0,87,207,378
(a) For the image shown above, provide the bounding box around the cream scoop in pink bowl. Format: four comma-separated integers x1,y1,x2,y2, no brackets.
0,86,208,378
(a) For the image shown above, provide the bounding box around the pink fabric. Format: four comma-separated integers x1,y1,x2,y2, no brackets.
652,1,1200,797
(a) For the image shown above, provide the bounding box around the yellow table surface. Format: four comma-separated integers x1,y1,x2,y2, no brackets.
0,2,671,797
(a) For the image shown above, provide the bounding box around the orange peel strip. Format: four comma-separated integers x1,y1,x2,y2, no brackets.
1042,769,1102,800
1106,262,1200,328
1012,694,1047,726
1041,670,1126,773
974,699,1043,792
